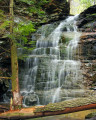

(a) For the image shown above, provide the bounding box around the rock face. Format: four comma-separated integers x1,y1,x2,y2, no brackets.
14,0,70,24
72,8,96,119
43,0,70,23
75,5,96,88
23,92,39,106
77,5,96,28
79,33,96,87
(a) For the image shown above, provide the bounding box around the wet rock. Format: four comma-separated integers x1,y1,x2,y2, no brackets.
77,5,96,28
23,93,38,106
78,22,96,32
3,90,12,102
90,87,96,90
0,81,8,101
79,32,96,87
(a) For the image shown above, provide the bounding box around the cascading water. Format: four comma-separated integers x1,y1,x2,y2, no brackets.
20,15,84,106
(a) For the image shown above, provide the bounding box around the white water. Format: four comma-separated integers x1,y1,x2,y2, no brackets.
20,15,84,106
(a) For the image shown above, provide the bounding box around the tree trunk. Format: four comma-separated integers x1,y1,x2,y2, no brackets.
68,0,71,4
68,0,71,12
10,0,22,110
0,96,96,119
0,97,96,120
10,42,22,110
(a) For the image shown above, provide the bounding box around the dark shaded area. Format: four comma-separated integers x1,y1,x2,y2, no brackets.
0,38,11,102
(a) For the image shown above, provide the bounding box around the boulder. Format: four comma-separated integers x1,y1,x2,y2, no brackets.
23,93,39,106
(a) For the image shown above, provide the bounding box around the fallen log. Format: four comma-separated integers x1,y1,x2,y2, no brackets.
0,96,96,119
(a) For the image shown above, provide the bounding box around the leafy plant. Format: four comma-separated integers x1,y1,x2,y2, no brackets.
9,21,36,47
17,0,51,17
18,0,49,5
80,0,95,9
70,0,95,15
0,9,10,35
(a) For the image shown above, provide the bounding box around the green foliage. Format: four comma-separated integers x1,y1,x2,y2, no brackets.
0,9,36,53
0,21,10,30
9,21,36,46
80,0,94,8
18,0,51,17
14,22,35,36
0,9,10,34
70,0,95,15
19,0,36,5
0,10,5,19
27,6,45,16
18,0,49,5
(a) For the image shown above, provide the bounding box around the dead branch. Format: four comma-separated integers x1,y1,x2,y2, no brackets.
0,46,10,53
0,77,11,79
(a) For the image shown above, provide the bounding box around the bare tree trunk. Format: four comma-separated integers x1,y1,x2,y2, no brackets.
68,0,71,4
68,0,71,13
10,0,22,110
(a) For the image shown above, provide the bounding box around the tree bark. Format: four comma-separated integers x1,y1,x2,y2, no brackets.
0,77,11,79
68,0,71,4
0,97,96,119
10,0,22,110
0,103,96,119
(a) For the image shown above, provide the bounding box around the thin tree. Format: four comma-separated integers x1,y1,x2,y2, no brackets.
10,0,22,110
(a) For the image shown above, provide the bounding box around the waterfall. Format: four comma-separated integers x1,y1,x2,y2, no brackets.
20,15,84,106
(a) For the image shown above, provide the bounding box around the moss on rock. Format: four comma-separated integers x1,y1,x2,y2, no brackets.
85,112,96,119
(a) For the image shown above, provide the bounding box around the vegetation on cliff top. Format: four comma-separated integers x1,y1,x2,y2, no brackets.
70,0,95,14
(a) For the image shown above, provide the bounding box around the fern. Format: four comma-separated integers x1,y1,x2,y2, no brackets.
18,0,36,5
11,21,36,47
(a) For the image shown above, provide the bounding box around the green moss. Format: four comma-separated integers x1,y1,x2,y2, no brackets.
0,111,34,117
3,112,24,117
13,105,22,110
85,112,96,119
60,35,72,44
35,96,96,112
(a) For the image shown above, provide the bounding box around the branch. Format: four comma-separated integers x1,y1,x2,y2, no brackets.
0,51,6,56
0,77,11,79
0,6,13,8
0,46,10,53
